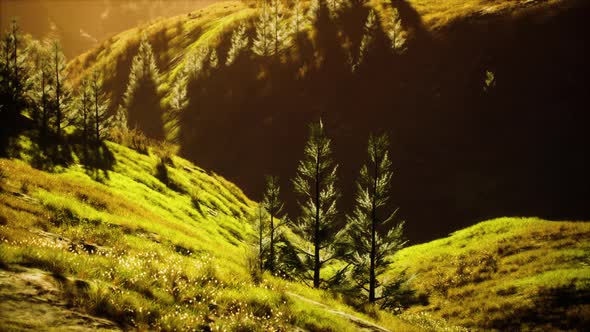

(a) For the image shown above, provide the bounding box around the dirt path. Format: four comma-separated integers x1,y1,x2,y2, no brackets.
286,292,391,332
0,267,121,331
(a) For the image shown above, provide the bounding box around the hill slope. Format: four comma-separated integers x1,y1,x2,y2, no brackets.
389,217,590,330
66,0,590,244
0,137,415,331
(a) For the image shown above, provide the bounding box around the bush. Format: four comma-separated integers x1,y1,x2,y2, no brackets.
110,128,150,155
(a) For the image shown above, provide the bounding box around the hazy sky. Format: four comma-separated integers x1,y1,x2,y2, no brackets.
1,0,219,58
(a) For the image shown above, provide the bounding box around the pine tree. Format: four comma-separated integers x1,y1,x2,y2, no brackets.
29,40,53,138
51,40,72,141
292,119,342,288
290,0,306,37
252,3,273,57
345,133,406,303
89,70,111,144
184,46,210,80
0,19,29,122
262,175,286,274
209,49,219,68
226,24,249,66
353,9,378,73
170,72,188,114
123,35,163,139
269,0,291,58
74,78,92,146
387,8,406,54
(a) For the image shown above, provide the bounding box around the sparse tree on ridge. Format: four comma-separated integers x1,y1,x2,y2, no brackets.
345,133,406,303
262,175,286,274
292,119,342,288
226,24,249,66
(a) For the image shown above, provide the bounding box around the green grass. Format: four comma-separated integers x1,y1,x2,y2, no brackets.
0,135,415,331
387,217,590,330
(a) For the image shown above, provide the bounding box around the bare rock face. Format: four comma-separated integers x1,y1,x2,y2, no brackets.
0,267,121,331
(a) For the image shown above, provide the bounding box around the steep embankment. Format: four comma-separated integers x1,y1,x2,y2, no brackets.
389,217,590,331
67,0,590,244
0,137,416,331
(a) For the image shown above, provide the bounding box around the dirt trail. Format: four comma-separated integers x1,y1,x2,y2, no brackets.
0,267,120,331
286,291,391,332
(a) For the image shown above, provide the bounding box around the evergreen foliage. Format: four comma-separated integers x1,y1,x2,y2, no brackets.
262,175,286,274
89,70,111,143
387,8,407,53
292,119,342,288
226,24,249,66
50,40,72,141
353,9,378,72
123,35,163,139
345,133,406,303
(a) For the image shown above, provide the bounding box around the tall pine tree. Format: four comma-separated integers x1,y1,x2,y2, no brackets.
90,70,111,144
345,133,406,303
262,175,286,274
292,119,341,288
123,35,163,139
226,24,249,66
51,40,71,141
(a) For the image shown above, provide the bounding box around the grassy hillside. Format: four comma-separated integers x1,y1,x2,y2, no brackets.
389,217,590,330
0,136,416,331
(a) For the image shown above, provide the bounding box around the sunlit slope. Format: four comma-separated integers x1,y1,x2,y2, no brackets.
388,217,590,330
0,140,416,331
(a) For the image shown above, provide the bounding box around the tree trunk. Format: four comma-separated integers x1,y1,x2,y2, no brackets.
270,211,275,274
369,145,379,303
313,149,321,288
54,47,61,141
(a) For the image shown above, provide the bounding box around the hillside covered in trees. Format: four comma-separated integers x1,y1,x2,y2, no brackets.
1,0,589,331
62,0,590,243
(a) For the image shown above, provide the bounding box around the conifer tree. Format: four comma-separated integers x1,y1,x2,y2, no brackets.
262,175,286,274
75,78,92,146
123,35,163,139
290,0,306,36
353,9,378,73
89,70,111,143
226,24,249,66
51,40,72,141
387,8,406,54
345,134,406,303
252,3,273,57
269,0,291,58
0,19,29,122
29,40,53,137
184,46,209,80
209,49,219,68
292,119,342,288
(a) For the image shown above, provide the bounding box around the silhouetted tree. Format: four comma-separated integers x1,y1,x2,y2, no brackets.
74,78,92,148
353,9,378,72
51,40,71,142
253,3,273,57
123,35,163,139
386,7,406,54
262,175,286,274
0,19,29,124
29,40,53,138
269,0,291,59
292,119,342,288
226,23,249,66
345,133,406,303
90,70,111,144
